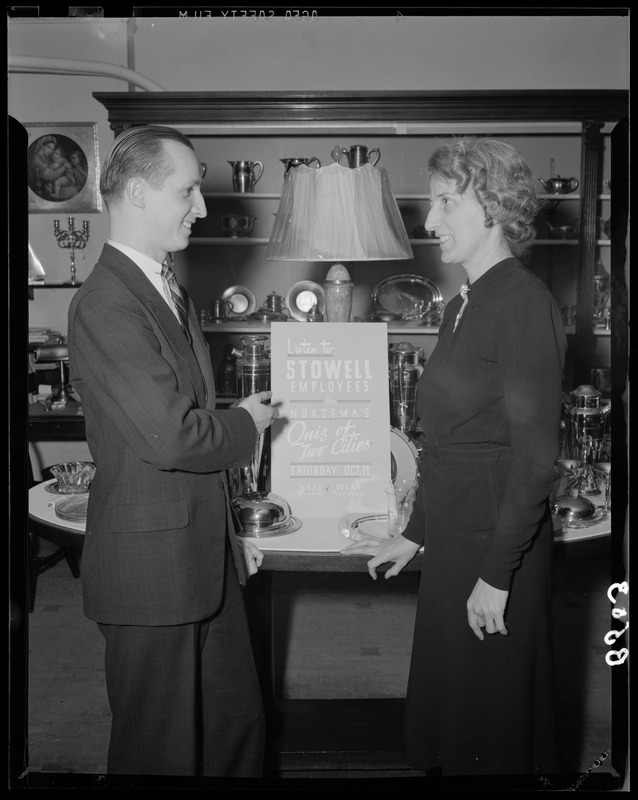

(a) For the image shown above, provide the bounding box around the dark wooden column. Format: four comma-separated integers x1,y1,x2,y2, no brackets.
574,119,604,385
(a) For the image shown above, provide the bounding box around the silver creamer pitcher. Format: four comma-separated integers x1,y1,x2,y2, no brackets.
229,160,263,192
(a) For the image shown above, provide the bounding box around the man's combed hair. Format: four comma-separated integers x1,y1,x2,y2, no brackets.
100,125,195,209
428,136,541,258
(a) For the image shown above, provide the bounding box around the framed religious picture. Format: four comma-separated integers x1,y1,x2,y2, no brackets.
25,122,101,213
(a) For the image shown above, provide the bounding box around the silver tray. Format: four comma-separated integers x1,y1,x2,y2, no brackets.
221,285,257,317
372,274,443,317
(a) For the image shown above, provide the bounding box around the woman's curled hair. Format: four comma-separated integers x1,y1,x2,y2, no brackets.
428,137,541,257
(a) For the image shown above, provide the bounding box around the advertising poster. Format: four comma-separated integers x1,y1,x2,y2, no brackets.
270,322,391,518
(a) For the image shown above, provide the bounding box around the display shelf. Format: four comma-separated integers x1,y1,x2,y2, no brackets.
203,322,608,337
94,89,627,385
188,237,610,247
190,237,270,245
199,191,611,203
563,326,610,337
201,322,441,335
203,192,281,199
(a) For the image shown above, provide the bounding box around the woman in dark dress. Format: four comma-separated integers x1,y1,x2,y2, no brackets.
343,137,566,776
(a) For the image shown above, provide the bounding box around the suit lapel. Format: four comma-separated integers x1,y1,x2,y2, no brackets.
99,245,212,409
185,288,217,410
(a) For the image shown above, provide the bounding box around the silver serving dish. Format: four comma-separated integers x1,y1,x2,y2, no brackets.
217,214,256,237
372,274,443,318
551,494,606,530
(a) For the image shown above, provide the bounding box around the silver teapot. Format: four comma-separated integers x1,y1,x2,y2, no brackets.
538,175,579,194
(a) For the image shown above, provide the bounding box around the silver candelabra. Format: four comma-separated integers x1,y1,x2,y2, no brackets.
53,217,89,285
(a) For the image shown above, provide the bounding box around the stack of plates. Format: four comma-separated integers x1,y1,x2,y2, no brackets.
54,495,88,522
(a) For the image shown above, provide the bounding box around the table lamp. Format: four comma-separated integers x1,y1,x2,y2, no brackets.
265,159,413,319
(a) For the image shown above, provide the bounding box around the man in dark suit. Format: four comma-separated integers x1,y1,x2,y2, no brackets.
67,125,277,778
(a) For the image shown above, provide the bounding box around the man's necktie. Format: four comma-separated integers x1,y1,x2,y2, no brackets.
161,261,191,342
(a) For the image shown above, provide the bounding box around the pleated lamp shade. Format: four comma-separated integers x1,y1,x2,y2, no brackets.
265,162,413,262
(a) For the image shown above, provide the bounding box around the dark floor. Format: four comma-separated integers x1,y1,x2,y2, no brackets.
11,536,626,787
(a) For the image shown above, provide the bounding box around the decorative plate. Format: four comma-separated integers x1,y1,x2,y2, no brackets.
390,427,421,489
221,285,257,317
286,281,326,322
372,274,443,318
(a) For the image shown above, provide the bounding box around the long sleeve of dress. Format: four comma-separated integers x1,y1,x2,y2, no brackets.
479,276,566,588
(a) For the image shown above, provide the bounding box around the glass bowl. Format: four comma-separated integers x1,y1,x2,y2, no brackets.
50,461,96,494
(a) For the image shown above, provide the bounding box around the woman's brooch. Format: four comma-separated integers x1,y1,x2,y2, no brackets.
453,283,470,332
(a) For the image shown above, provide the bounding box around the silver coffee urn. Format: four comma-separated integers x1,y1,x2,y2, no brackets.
232,335,271,494
388,342,424,437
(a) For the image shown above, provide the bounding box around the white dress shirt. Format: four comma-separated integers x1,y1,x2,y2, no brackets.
107,240,180,321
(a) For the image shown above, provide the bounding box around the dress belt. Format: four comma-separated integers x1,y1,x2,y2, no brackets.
424,443,513,463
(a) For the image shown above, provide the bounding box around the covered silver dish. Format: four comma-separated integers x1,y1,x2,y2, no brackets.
232,491,301,537
551,493,597,525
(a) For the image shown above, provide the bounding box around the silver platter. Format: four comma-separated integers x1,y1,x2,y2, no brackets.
372,274,442,317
